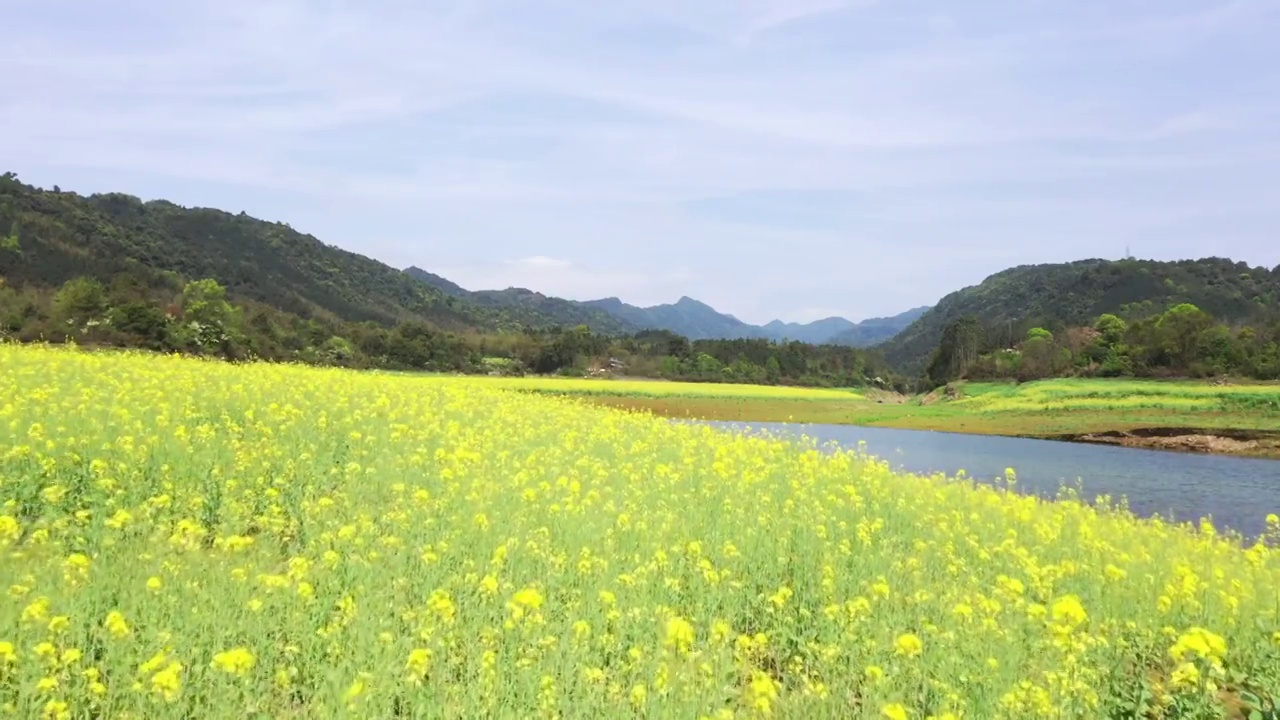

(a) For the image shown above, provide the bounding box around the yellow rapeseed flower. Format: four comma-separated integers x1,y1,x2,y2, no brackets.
41,699,70,720
211,648,255,676
150,661,183,702
1050,595,1087,628
405,648,432,681
894,633,923,658
104,611,131,639
882,703,909,720
1170,662,1200,688
664,617,695,654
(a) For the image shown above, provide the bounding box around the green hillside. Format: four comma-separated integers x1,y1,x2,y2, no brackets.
880,258,1280,376
0,173,631,335
0,173,498,330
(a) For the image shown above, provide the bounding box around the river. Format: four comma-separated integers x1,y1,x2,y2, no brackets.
704,421,1280,540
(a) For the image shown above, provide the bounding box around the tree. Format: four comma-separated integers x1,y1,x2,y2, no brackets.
1094,314,1127,346
53,278,108,323
694,352,723,376
1155,303,1213,370
108,303,171,348
179,278,243,355
1018,335,1059,381
765,356,782,383
925,316,983,387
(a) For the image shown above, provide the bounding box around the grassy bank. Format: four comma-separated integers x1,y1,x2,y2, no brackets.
3,344,1279,718
504,376,1280,458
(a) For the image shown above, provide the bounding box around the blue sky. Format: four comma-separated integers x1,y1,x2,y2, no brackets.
6,0,1280,324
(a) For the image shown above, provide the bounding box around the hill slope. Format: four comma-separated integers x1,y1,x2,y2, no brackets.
1,174,624,334
0,174,500,329
879,258,1280,375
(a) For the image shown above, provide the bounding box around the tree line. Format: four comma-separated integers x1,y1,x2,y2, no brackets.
926,302,1280,386
0,271,905,390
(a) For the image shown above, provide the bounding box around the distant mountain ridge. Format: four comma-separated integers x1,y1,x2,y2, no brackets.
578,296,926,346
405,269,927,346
828,307,931,346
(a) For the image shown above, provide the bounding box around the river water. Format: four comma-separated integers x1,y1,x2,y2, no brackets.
703,421,1280,540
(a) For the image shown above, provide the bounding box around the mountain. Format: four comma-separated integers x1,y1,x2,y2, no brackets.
827,306,931,347
406,262,927,345
581,296,774,341
579,296,929,344
762,317,856,344
878,257,1280,376
0,173,498,330
0,174,632,335
403,266,468,298
2,171,918,346
403,267,633,334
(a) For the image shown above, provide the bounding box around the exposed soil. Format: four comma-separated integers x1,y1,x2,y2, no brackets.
864,389,909,404
1060,427,1280,457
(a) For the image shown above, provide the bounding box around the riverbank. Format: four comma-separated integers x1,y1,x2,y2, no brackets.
506,377,1280,459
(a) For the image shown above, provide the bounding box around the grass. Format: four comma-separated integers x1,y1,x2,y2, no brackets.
509,376,1280,455
459,375,866,400
2,344,1280,718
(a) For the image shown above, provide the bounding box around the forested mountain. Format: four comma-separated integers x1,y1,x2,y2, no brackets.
0,172,494,330
1,174,638,335
402,266,468,298
403,266,632,334
828,306,931,347
881,258,1280,376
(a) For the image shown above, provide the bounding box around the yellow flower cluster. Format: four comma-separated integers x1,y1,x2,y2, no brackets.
1,344,1279,718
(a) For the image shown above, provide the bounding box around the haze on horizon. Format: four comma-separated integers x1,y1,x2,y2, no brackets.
5,0,1280,325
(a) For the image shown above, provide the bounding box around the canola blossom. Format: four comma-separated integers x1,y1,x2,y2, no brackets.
2,344,1280,719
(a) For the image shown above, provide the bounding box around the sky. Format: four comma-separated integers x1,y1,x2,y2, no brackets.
5,0,1280,325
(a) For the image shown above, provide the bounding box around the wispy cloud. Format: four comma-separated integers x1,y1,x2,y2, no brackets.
4,0,1279,323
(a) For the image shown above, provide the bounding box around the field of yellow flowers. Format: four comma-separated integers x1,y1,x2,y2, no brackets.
2,345,1280,719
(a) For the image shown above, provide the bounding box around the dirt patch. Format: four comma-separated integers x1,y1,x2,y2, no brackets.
865,389,909,405
918,384,962,406
1062,427,1280,456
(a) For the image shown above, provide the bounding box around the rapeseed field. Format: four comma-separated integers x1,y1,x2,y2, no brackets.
2,344,1279,719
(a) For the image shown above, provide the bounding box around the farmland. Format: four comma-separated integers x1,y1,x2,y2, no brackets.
2,345,1279,718
508,376,1280,458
